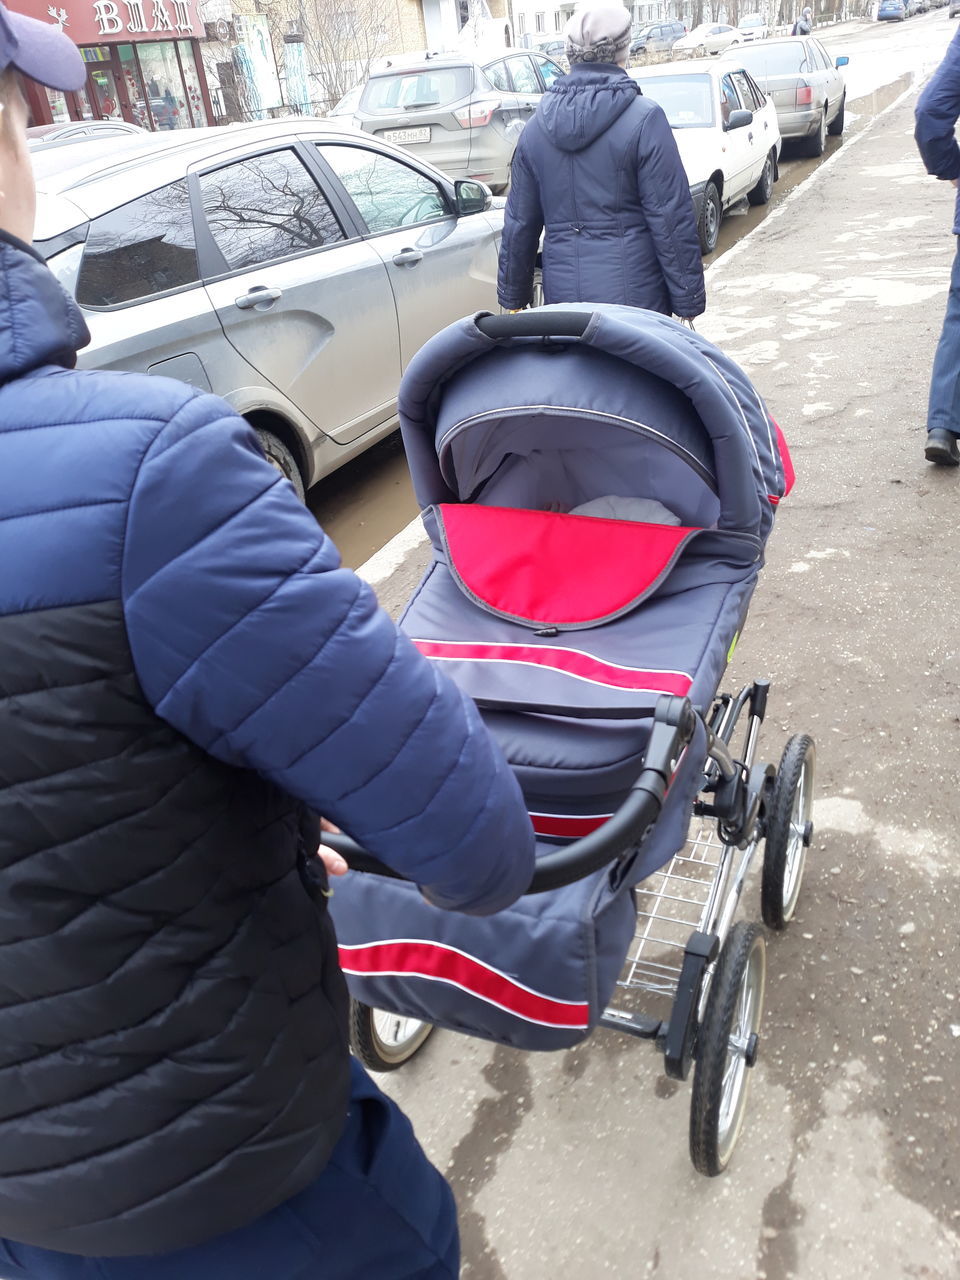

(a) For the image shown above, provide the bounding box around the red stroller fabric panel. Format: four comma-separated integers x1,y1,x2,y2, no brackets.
436,504,701,628
339,941,591,1029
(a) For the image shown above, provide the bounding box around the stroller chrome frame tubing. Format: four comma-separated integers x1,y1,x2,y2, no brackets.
600,682,770,1062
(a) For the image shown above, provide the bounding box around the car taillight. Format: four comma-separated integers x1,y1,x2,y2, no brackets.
454,99,500,128
796,85,813,106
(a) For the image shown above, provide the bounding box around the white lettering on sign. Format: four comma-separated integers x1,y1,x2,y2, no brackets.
151,0,173,28
123,0,147,30
172,0,192,30
93,0,123,33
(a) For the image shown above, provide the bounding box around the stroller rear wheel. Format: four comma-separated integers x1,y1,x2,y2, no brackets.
349,1000,434,1072
761,735,815,930
689,922,766,1176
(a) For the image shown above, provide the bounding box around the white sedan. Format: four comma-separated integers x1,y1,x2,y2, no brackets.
737,14,770,41
673,23,742,56
631,61,782,254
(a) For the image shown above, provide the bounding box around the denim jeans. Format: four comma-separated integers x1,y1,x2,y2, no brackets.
0,1060,458,1279
927,235,960,437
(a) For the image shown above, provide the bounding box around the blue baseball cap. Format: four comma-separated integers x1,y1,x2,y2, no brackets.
0,2,85,92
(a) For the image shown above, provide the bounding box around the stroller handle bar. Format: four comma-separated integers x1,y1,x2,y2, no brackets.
322,695,698,896
479,311,592,341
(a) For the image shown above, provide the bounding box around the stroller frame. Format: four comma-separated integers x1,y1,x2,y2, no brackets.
601,681,775,1073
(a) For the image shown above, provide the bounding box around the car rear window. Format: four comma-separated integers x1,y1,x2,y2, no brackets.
75,180,198,307
360,66,474,114
736,43,809,75
635,74,714,127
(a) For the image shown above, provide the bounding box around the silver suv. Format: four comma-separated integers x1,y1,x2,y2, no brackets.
32,121,504,497
352,50,565,193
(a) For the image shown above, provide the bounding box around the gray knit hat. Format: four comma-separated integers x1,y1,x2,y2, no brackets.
564,4,633,64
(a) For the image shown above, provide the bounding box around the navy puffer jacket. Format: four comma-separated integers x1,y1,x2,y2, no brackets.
498,63,706,316
0,232,534,1257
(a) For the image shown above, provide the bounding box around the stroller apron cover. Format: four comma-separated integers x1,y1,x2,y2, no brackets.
330,306,794,1051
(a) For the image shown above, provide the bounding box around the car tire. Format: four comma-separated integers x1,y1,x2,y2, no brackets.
255,428,306,501
802,108,827,158
698,180,721,254
827,93,845,136
747,149,775,205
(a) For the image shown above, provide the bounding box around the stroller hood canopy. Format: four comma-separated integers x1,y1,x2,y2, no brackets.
399,306,790,543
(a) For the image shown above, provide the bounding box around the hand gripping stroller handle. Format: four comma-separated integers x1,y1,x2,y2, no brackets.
478,311,592,341
322,695,697,896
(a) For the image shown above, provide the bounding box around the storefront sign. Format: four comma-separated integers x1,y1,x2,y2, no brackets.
12,0,203,44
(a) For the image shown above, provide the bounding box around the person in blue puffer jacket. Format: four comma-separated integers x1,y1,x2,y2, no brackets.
0,7,534,1278
915,26,960,466
497,2,706,319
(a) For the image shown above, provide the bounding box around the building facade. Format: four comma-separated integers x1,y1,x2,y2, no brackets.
14,0,215,128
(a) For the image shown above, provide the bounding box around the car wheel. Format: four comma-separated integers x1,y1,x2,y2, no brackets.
747,149,775,206
827,92,845,136
255,428,306,502
698,180,721,254
802,108,827,158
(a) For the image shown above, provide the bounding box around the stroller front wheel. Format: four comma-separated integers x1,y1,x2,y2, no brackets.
761,734,816,930
689,922,766,1176
349,1000,434,1072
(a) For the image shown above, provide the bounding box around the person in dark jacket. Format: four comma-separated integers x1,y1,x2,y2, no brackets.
497,3,706,318
0,8,535,1277
915,27,960,466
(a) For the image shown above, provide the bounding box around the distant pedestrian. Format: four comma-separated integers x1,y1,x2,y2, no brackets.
792,7,813,34
0,3,535,1275
497,2,706,320
915,27,960,465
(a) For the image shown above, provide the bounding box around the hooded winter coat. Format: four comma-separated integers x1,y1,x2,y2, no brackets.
0,230,535,1257
497,62,706,317
915,26,960,234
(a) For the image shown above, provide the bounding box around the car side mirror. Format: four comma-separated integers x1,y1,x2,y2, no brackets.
835,55,849,67
455,179,492,216
725,108,753,131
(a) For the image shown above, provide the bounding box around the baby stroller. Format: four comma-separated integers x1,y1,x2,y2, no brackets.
327,305,815,1176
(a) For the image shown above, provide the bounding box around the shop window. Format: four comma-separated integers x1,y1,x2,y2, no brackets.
317,145,448,235
137,41,190,129
76,181,198,307
199,149,344,272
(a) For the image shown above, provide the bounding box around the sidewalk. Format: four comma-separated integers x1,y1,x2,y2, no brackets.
369,74,960,1280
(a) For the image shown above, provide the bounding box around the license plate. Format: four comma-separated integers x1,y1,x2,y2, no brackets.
383,127,431,145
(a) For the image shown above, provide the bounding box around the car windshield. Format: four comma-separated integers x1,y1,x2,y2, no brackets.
635,73,714,126
685,24,712,36
360,66,474,113
634,23,656,34
740,15,763,25
735,42,809,74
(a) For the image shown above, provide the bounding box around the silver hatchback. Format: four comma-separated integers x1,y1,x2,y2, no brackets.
32,121,504,497
727,37,848,156
352,51,565,193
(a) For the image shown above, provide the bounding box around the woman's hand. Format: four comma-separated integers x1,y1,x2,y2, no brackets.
318,818,349,878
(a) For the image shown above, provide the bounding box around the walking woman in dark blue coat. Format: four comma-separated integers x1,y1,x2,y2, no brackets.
497,3,706,319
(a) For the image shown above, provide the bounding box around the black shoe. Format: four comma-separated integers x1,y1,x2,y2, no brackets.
925,428,960,466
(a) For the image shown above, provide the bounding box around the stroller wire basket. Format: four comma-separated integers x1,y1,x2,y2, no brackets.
326,306,815,1177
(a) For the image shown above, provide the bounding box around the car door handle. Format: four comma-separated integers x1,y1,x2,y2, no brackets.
235,286,282,310
393,248,423,267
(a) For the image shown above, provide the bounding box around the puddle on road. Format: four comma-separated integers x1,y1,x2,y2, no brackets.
307,431,417,569
308,71,913,568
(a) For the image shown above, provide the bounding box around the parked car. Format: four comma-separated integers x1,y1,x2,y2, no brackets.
351,50,564,193
737,14,770,41
631,61,781,253
725,37,848,155
32,121,506,497
27,120,145,150
950,0,960,15
630,19,686,55
327,83,363,126
673,23,743,56
878,0,906,18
